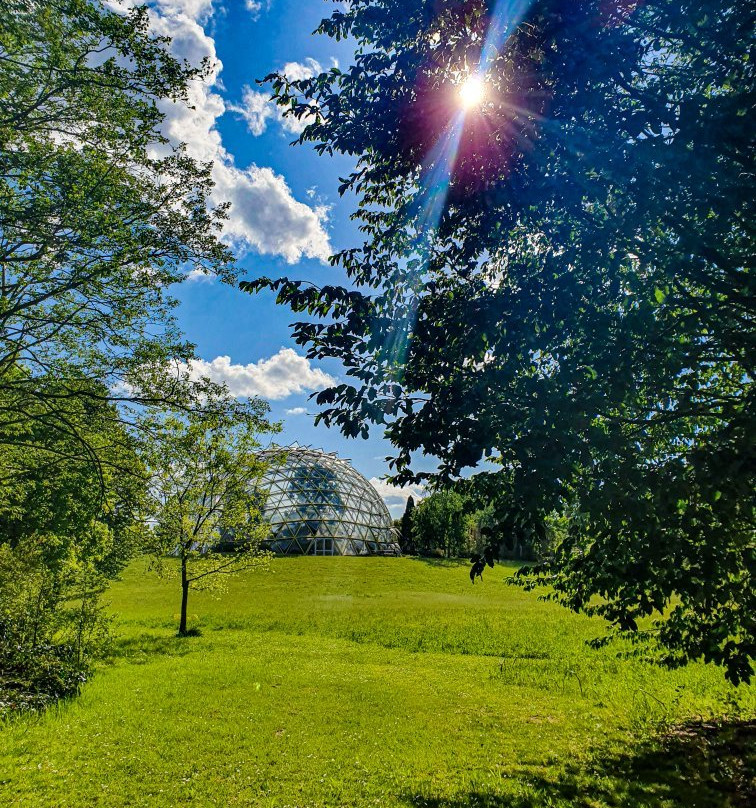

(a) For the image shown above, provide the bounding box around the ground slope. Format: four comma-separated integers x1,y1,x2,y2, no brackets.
0,558,753,806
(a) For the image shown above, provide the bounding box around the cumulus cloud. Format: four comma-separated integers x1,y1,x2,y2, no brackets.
285,407,307,416
185,349,336,400
281,57,322,82
369,478,425,510
231,58,326,137
130,0,331,263
214,164,330,262
228,87,275,136
141,0,215,21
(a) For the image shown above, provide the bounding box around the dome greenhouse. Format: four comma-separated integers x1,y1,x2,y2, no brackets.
257,447,400,556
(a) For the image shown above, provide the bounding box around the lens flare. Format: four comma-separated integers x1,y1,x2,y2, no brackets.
383,1,538,372
459,75,485,109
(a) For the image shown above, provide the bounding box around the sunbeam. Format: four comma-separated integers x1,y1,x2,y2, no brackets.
382,1,538,374
412,0,538,244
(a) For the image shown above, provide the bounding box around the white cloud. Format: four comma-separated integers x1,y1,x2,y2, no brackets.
214,164,331,263
230,58,326,137
230,85,311,137
228,87,275,136
185,267,216,283
281,57,322,82
244,0,270,19
163,0,215,21
277,59,322,134
185,349,336,400
369,478,425,509
130,0,331,263
278,109,315,136
285,407,307,416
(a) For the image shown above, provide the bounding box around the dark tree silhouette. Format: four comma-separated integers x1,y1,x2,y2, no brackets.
399,496,416,554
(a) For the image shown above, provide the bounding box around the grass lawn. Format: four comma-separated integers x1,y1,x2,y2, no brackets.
0,557,753,807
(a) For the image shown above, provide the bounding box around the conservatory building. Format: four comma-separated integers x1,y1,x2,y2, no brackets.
257,446,400,556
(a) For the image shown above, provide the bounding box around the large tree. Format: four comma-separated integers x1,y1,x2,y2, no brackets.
0,0,253,704
246,1,754,682
0,0,237,468
0,374,146,709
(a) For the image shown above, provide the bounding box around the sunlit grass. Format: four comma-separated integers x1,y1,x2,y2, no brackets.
1,557,752,807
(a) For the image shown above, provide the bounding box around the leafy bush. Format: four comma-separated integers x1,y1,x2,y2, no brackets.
0,637,90,712
0,543,113,715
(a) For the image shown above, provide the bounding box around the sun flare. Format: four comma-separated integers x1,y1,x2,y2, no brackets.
458,75,485,109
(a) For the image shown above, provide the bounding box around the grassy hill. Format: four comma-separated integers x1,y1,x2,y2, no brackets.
1,557,753,806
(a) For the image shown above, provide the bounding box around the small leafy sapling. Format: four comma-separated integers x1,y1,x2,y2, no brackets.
144,399,278,636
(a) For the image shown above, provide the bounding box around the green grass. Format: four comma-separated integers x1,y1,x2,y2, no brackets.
1,557,753,807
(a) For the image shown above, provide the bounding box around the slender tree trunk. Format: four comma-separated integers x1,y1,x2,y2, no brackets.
31,582,45,646
179,555,189,635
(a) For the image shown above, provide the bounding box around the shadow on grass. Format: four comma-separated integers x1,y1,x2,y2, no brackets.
401,720,755,808
409,557,474,568
104,632,202,664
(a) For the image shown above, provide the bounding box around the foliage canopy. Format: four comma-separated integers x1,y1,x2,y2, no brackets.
0,0,238,471
0,377,146,710
0,0,253,703
247,0,755,682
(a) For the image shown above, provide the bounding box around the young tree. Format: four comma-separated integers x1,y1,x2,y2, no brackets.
145,401,276,636
245,2,754,681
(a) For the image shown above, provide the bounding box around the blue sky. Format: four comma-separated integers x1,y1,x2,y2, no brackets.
142,0,426,514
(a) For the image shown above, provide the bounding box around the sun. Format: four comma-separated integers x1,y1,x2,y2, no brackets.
458,75,485,110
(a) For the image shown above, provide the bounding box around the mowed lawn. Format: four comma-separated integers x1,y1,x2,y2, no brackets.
1,558,753,807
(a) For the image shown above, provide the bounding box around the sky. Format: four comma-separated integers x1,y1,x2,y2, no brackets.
138,0,426,515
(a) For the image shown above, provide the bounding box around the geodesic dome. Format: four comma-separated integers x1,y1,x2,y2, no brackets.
257,447,400,556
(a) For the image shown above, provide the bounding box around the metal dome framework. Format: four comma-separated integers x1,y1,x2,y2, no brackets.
258,447,400,556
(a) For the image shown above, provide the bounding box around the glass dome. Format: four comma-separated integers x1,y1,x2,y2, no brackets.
257,447,400,556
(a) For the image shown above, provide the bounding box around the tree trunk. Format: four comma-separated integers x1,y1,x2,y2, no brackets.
179,555,189,635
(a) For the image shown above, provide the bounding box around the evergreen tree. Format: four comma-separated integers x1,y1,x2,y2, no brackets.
400,495,416,554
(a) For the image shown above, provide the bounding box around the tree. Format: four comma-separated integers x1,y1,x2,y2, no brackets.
0,0,238,467
399,495,416,554
245,2,754,682
145,401,276,636
412,489,470,558
458,473,549,561
0,0,244,702
0,375,146,709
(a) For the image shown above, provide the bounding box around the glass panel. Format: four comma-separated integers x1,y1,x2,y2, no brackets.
257,447,397,555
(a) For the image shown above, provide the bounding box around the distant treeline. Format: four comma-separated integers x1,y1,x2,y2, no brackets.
397,481,560,561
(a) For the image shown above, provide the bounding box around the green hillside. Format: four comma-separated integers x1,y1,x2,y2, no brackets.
1,558,752,807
